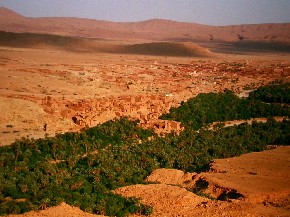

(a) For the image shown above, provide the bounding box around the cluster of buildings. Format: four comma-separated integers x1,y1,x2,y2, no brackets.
42,94,183,134
35,59,290,135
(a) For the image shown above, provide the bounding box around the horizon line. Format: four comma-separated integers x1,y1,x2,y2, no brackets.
1,6,290,27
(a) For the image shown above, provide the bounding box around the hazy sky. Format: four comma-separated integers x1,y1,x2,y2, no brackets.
1,0,290,26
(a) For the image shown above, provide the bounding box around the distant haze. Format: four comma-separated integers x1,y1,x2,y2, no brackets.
0,0,290,26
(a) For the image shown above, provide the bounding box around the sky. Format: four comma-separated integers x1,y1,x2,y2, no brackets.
0,0,290,26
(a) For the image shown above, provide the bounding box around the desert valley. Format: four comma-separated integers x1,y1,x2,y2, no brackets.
0,7,290,217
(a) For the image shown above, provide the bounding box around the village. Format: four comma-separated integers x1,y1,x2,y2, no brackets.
1,49,290,145
2,55,289,139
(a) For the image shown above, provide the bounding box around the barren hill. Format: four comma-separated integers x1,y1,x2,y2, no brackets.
1,7,290,43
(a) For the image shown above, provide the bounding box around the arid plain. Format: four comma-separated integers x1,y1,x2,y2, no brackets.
1,7,290,217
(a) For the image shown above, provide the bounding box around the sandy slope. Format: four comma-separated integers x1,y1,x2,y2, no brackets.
7,202,105,217
0,31,213,57
202,146,290,203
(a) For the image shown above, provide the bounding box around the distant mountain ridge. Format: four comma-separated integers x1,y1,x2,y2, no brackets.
0,7,290,43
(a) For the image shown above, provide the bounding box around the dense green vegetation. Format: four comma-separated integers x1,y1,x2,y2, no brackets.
0,119,155,216
160,88,289,130
249,80,290,104
0,82,289,216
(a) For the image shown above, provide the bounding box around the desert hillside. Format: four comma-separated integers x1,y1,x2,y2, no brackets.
1,7,290,43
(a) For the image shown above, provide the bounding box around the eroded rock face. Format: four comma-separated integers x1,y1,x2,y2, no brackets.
114,184,211,217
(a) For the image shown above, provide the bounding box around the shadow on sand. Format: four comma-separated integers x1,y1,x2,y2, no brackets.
201,41,290,55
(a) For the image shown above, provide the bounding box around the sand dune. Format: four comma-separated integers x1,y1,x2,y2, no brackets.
0,31,213,57
1,7,290,43
115,42,213,57
0,31,102,51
